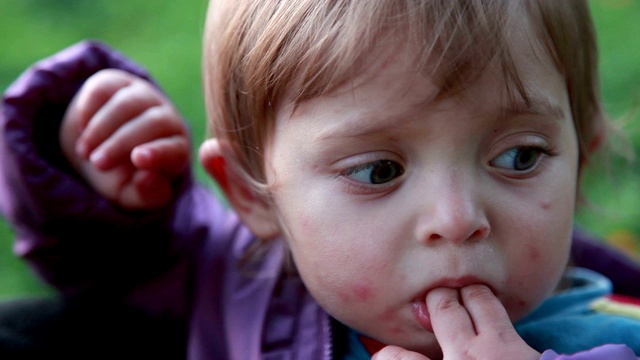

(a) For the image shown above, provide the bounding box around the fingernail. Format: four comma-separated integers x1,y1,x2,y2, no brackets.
135,148,152,163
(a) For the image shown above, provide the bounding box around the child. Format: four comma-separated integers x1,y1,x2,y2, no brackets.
2,0,640,359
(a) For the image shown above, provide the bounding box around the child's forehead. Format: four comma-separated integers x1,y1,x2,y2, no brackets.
290,41,565,123
281,2,554,114
286,16,559,124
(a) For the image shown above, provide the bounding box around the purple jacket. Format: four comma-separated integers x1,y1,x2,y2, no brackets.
1,41,639,359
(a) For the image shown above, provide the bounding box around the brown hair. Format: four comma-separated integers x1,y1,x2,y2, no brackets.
203,0,605,194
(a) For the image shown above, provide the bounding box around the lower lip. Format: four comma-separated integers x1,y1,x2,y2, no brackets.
412,300,433,333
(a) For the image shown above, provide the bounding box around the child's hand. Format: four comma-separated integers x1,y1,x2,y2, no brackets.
372,285,540,360
60,69,190,210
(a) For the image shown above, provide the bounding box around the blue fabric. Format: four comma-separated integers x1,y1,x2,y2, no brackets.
342,329,371,360
516,267,640,355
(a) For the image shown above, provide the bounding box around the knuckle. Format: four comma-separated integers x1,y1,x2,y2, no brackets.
462,284,493,302
114,88,154,109
84,69,130,94
144,107,173,128
493,325,521,343
91,68,124,81
129,80,164,102
461,347,480,360
112,83,161,110
144,105,185,132
435,291,462,312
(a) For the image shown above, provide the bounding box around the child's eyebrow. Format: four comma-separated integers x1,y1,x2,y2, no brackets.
312,94,567,143
313,113,410,142
315,99,566,142
502,96,566,120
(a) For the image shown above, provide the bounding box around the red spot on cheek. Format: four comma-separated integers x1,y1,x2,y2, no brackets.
378,309,406,336
353,284,374,302
299,215,314,231
518,299,528,308
528,245,540,261
540,202,551,210
387,325,406,336
381,309,395,322
337,284,375,303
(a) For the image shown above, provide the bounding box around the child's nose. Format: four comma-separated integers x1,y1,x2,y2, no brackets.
414,175,490,246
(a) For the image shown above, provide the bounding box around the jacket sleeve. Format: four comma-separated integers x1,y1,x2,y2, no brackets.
0,41,196,300
572,228,640,298
541,344,638,359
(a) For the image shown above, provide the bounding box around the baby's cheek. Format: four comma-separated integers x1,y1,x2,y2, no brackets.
380,308,410,336
527,243,541,262
506,240,564,320
330,256,397,304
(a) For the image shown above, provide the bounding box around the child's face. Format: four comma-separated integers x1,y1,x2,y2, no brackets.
262,25,578,355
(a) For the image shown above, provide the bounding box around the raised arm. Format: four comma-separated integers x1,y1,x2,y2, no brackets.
0,42,192,295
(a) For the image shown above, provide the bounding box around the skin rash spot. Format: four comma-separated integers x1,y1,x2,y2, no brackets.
528,244,541,261
337,284,375,303
353,284,375,302
387,325,407,336
380,308,396,324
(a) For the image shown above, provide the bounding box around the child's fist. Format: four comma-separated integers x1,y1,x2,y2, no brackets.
60,69,190,210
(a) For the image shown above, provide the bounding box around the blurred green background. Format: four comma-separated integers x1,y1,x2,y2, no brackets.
0,0,639,299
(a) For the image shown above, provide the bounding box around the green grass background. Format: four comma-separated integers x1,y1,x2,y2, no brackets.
0,0,639,299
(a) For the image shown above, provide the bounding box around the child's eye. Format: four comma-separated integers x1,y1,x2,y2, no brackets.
490,146,546,172
342,160,405,184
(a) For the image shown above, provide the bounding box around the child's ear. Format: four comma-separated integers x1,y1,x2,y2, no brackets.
580,118,607,170
587,118,607,155
199,139,281,240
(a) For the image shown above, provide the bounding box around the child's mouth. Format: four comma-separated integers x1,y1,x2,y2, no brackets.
412,278,496,333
